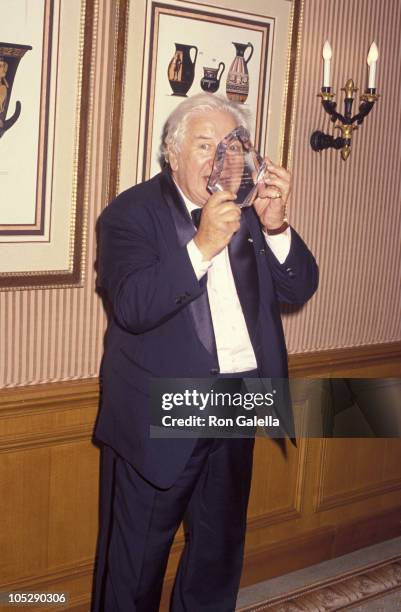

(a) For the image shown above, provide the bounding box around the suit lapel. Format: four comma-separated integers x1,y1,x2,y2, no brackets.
228,207,260,355
159,169,194,247
159,170,219,363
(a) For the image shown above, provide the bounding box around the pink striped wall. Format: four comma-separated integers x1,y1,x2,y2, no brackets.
1,0,400,387
284,0,401,351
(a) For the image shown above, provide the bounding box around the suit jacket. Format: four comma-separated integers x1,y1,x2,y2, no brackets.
95,169,318,488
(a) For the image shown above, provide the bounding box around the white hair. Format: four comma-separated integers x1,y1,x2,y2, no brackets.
159,93,251,166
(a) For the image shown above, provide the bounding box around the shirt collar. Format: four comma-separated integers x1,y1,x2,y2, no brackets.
173,179,202,214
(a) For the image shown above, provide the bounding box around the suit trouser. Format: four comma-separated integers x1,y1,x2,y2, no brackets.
93,436,255,612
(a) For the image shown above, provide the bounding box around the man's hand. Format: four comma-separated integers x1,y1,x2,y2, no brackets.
253,159,291,231
194,190,240,260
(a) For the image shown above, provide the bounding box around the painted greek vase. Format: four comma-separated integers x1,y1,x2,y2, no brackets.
226,42,254,104
200,62,225,93
167,43,198,96
0,42,32,138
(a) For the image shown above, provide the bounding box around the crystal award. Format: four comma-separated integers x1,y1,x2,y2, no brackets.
207,126,266,207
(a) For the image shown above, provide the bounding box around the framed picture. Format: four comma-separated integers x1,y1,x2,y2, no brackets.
118,0,302,190
0,0,94,290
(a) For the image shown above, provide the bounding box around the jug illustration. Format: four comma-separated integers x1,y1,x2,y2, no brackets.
0,42,32,138
226,42,254,104
168,43,198,96
200,62,225,93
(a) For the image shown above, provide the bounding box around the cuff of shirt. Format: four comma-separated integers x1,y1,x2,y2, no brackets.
187,239,212,280
263,227,291,264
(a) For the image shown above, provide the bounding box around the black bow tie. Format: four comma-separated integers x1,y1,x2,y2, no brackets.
191,208,202,229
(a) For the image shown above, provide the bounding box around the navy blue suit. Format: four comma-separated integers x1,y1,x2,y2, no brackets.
93,169,318,611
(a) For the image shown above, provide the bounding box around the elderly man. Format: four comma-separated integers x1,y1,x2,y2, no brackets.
93,93,318,611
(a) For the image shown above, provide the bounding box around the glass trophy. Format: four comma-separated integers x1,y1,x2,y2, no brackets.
207,126,267,207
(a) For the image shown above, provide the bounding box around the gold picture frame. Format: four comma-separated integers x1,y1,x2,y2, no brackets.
117,0,303,192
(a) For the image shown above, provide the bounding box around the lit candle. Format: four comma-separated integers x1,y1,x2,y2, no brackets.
367,41,379,89
322,41,332,88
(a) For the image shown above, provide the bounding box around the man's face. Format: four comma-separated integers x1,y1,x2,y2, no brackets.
169,110,237,206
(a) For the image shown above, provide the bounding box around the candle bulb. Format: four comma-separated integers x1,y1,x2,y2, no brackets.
367,41,379,89
322,40,332,88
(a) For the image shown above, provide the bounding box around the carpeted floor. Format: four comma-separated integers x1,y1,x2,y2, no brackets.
236,537,401,611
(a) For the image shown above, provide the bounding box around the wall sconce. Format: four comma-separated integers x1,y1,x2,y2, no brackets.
310,41,379,161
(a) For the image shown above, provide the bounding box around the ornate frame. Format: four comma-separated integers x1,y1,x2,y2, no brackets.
117,0,303,193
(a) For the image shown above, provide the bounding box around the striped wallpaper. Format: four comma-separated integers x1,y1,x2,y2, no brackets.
1,0,400,387
285,0,401,351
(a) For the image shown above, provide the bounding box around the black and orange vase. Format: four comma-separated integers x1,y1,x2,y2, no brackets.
0,42,32,138
226,42,254,104
167,43,198,96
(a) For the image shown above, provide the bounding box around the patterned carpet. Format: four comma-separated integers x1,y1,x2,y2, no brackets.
238,554,401,611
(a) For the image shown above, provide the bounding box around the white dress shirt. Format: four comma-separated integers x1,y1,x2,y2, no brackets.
176,185,291,373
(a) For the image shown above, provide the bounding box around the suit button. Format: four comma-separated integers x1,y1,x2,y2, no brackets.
210,368,219,376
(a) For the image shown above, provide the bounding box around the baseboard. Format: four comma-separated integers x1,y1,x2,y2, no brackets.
240,527,336,587
1,560,94,612
238,552,401,611
246,507,401,585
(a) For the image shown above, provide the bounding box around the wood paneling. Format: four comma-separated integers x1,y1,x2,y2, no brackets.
1,359,401,610
315,439,401,512
0,380,99,610
289,342,401,377
246,437,307,529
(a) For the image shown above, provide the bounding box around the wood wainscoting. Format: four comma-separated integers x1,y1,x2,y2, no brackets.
0,342,400,611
